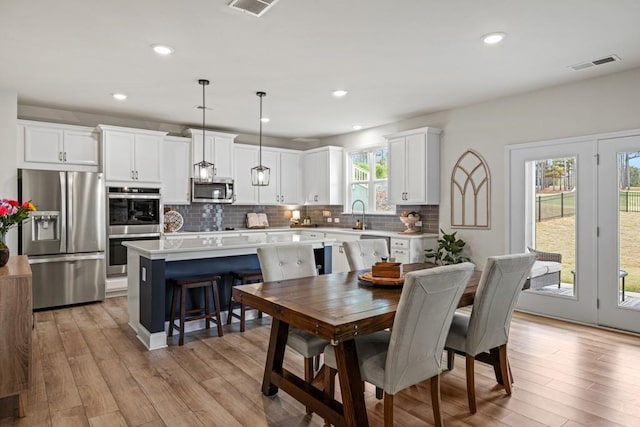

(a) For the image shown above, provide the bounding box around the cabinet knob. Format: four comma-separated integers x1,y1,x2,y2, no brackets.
281,194,284,202
59,152,63,161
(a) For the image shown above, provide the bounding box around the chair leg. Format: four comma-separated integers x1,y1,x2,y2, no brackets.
324,365,336,398
376,386,383,400
446,349,455,371
383,392,394,427
499,344,512,395
465,354,477,414
204,286,211,330
179,286,186,346
508,356,514,384
211,279,224,337
430,375,442,427
168,284,177,337
304,357,314,414
314,354,321,372
240,303,246,332
226,276,236,325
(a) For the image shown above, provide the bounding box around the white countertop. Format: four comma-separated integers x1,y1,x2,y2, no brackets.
123,233,334,261
165,227,437,240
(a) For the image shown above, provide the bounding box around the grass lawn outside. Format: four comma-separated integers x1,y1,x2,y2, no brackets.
536,212,640,292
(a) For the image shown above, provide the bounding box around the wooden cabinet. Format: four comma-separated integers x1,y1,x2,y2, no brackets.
303,146,343,205
258,148,302,205
19,120,99,170
162,136,191,204
0,256,32,417
99,125,166,184
185,129,236,178
233,144,259,204
387,127,440,205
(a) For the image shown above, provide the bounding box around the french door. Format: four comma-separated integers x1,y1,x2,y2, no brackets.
508,130,640,333
597,134,640,332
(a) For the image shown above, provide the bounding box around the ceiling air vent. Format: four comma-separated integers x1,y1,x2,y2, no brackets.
569,55,621,71
228,0,279,17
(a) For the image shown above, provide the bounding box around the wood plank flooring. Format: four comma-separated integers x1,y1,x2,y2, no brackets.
1,297,640,426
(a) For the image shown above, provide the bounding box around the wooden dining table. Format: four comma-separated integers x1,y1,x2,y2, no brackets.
232,263,482,427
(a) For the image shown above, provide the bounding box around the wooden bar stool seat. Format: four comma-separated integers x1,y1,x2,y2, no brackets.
227,269,263,332
168,275,223,346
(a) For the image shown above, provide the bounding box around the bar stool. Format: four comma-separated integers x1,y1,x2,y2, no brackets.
168,275,224,346
227,269,263,332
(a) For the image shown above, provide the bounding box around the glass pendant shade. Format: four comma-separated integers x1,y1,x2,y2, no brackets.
194,160,214,183
251,91,270,186
193,79,215,183
251,164,270,186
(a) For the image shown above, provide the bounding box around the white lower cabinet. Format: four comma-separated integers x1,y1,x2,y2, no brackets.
325,233,360,273
391,236,437,264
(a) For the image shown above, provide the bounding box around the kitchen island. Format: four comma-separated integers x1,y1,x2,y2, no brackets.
123,233,334,350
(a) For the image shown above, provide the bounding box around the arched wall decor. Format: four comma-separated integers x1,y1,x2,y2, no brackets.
451,149,491,228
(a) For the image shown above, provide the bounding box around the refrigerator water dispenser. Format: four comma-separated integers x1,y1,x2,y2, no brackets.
31,211,60,241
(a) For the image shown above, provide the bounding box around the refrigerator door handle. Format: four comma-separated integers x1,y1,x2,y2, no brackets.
28,253,105,264
59,172,67,253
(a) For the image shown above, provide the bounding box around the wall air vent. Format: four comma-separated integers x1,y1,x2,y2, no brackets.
569,55,621,71
228,0,279,17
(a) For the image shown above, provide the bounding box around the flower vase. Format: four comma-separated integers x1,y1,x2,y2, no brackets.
0,232,9,268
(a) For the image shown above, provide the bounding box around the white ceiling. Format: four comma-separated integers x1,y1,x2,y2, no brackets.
1,0,640,140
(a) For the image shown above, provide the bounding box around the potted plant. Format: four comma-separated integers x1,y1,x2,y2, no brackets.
0,198,37,267
424,229,471,265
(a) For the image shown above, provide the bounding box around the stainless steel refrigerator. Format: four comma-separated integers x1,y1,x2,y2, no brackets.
18,169,105,309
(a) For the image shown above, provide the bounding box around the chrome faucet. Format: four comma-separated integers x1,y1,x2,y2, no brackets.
351,199,366,230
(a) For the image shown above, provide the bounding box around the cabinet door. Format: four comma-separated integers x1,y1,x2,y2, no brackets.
234,145,259,204
104,131,135,181
134,134,161,183
258,149,279,204
388,137,406,204
24,125,64,163
404,132,426,203
63,130,98,166
279,151,301,204
332,244,351,273
304,151,327,204
162,138,191,204
213,136,234,177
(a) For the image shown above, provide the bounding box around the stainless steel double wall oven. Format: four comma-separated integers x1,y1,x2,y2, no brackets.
107,187,160,277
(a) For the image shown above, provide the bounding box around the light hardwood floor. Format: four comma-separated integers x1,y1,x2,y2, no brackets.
1,297,640,426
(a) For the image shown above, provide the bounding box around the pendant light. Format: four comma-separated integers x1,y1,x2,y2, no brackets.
251,91,270,186
193,79,215,183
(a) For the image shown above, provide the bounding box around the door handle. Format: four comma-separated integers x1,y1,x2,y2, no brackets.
280,194,284,202
59,152,63,161
63,151,67,162
135,170,139,180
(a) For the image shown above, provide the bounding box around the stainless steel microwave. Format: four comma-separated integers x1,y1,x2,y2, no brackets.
191,177,235,203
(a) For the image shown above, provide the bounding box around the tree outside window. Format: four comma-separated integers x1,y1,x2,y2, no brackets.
348,147,394,213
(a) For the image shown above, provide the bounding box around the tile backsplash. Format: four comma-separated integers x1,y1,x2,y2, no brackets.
165,203,439,234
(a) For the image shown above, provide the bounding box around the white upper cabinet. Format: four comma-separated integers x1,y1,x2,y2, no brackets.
185,129,236,178
19,120,99,171
233,144,259,204
162,136,191,205
303,146,343,205
99,125,167,184
386,127,440,205
258,148,302,205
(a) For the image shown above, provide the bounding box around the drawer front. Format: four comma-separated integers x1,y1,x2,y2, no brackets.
302,232,325,239
390,238,409,249
391,248,410,264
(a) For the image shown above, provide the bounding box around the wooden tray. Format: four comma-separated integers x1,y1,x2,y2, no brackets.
358,272,404,286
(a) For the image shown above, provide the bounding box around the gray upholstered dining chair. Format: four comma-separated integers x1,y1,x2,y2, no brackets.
343,239,390,271
445,252,536,414
256,245,328,390
323,263,475,427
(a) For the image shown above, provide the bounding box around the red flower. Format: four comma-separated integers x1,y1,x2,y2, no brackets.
7,199,19,207
22,201,29,208
0,206,8,216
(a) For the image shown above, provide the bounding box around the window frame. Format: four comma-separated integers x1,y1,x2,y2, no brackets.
344,144,395,214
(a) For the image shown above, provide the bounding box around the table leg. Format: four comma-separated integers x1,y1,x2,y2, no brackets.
262,318,290,396
334,340,369,427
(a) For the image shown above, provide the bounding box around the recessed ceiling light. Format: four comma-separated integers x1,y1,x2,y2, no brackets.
261,117,270,123
151,44,174,55
482,32,506,45
352,125,362,130
112,93,127,101
332,90,348,98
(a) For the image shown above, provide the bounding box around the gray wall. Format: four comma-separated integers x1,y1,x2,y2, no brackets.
0,90,18,251
320,67,640,266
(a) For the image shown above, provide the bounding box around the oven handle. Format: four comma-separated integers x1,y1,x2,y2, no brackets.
108,194,161,200
109,233,161,239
